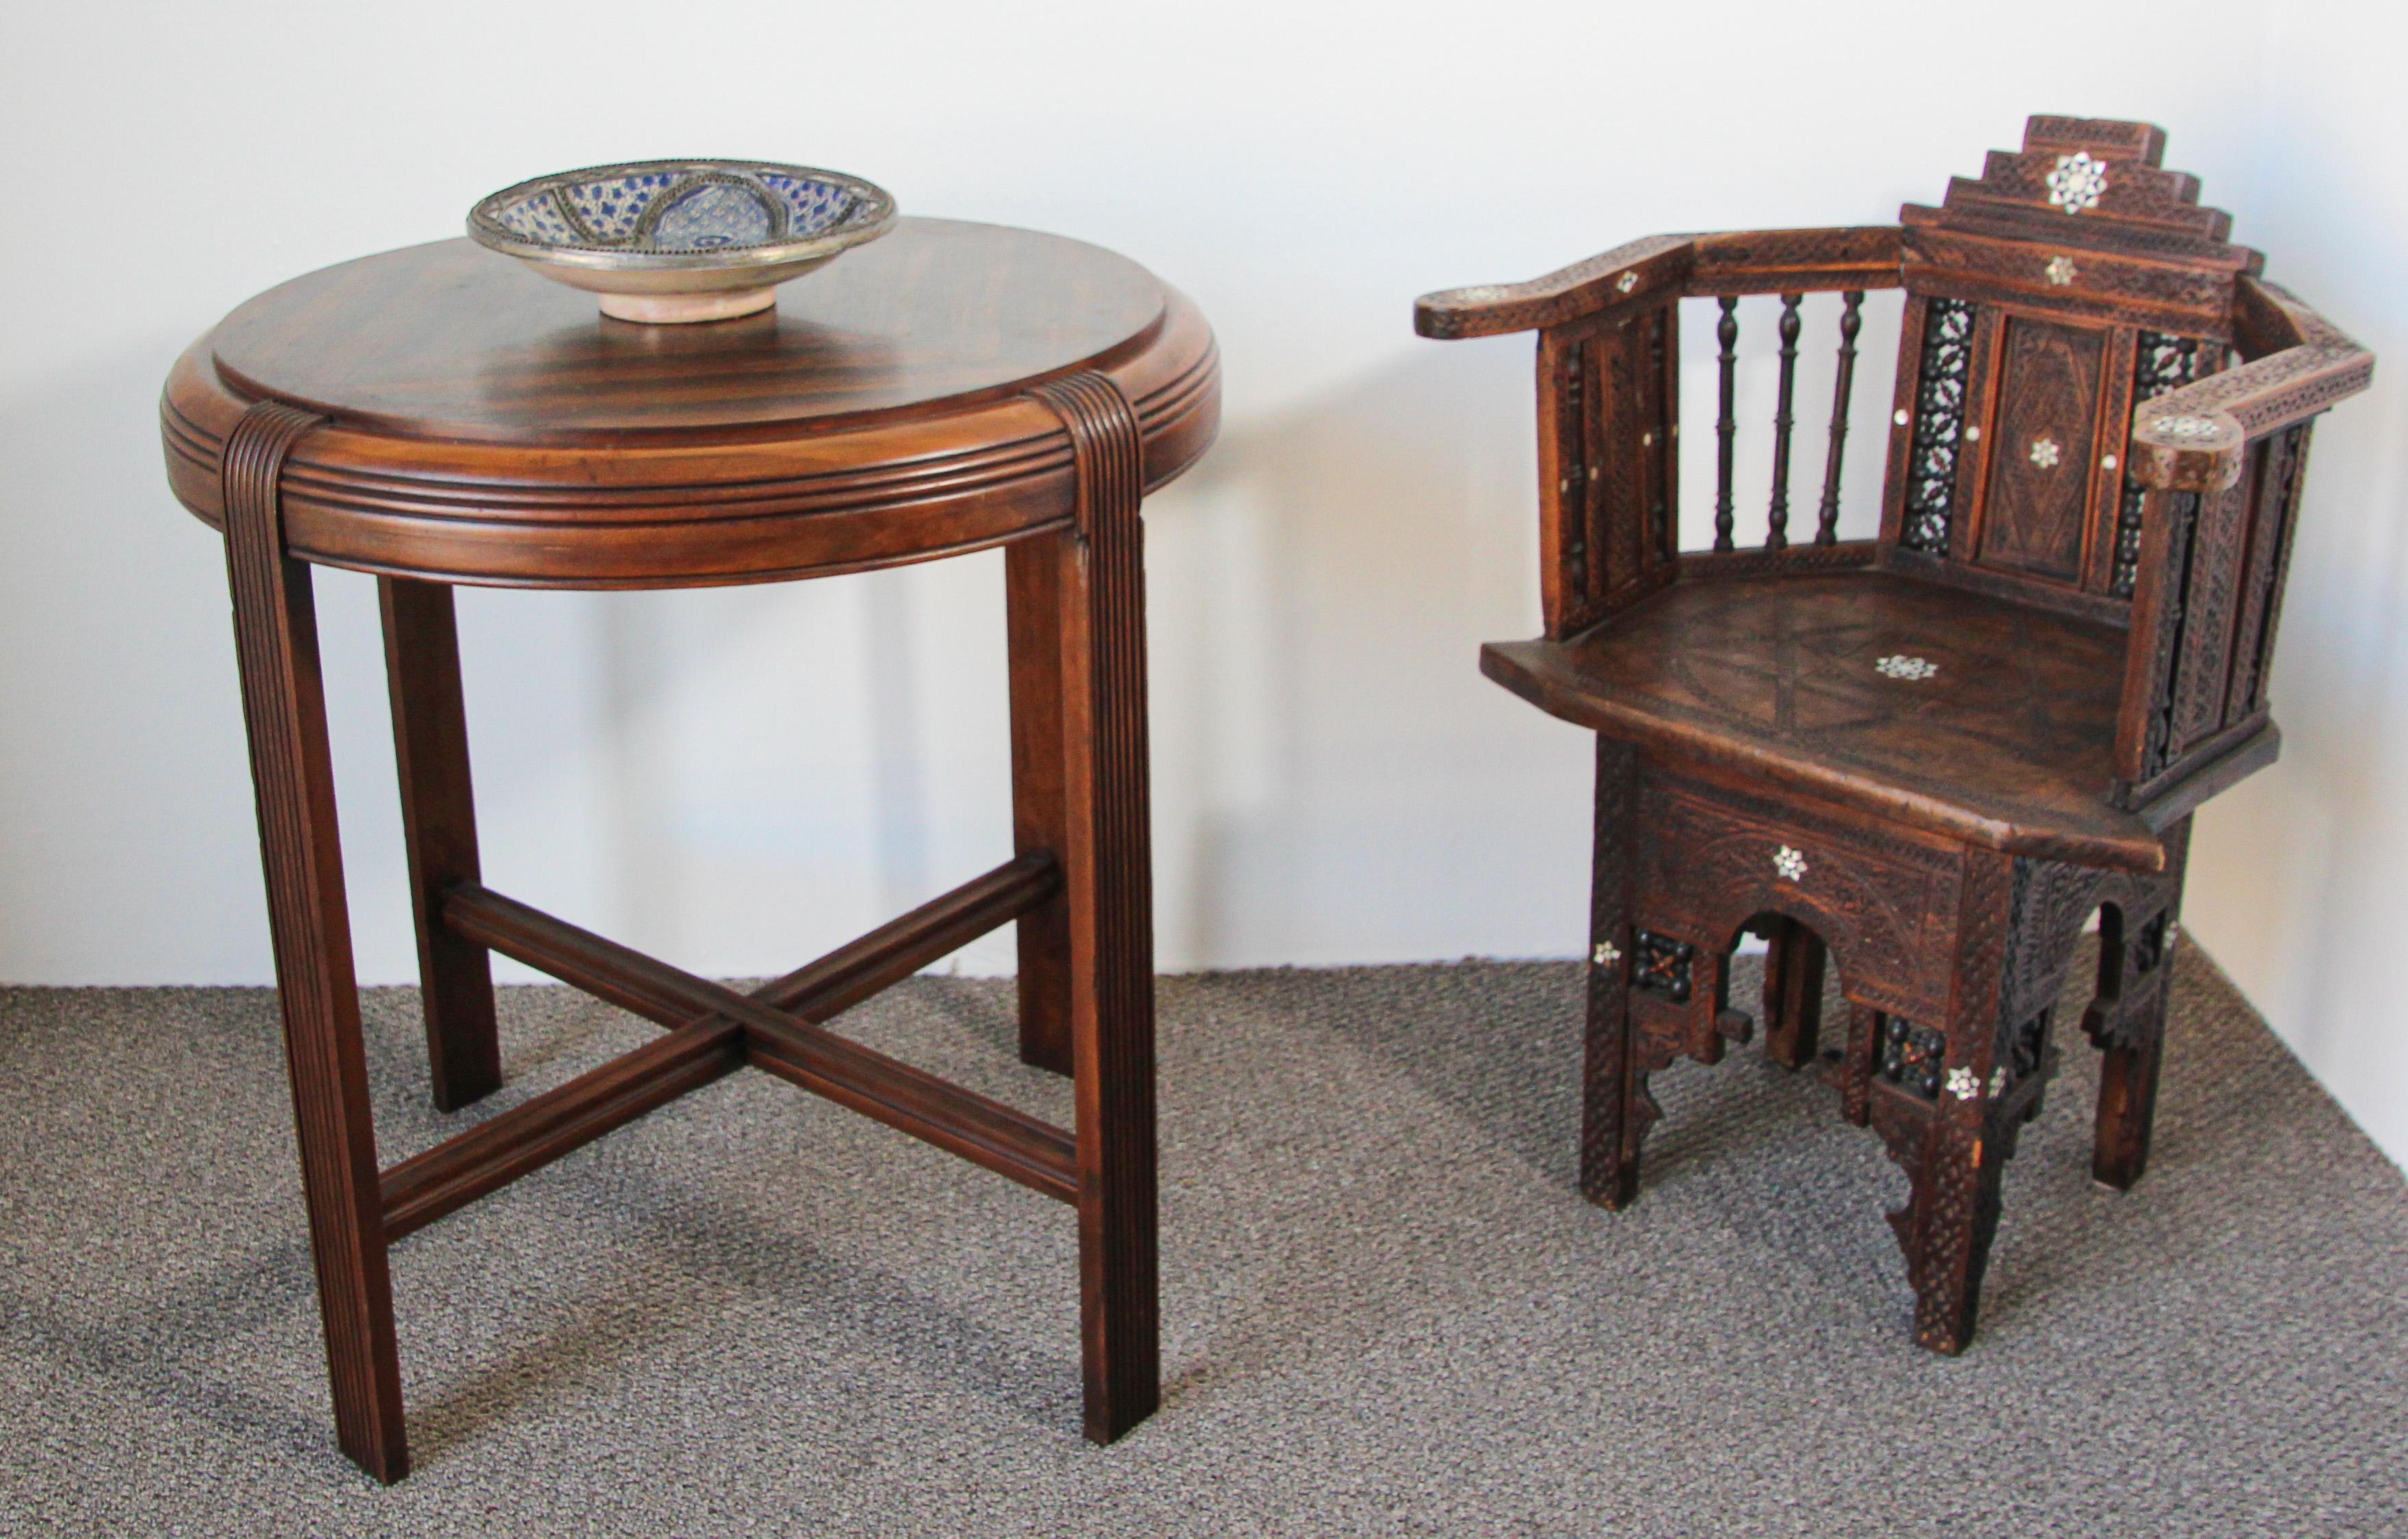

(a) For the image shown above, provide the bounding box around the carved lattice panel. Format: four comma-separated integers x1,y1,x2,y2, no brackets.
1898,298,1976,553
2111,331,2210,597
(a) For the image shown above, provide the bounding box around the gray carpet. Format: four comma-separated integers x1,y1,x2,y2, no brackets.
1,948,2402,1537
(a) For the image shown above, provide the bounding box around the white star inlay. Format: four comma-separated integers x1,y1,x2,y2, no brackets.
2046,152,2109,214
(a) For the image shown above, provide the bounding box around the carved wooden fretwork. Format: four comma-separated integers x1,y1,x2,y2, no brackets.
2143,333,2372,439
1636,771,1969,1026
2130,911,2169,974
1580,740,1641,1206
2223,424,2310,713
1912,116,2249,263
2083,911,2176,1057
1884,846,2016,1352
2136,331,2208,396
1877,1016,1947,1099
2068,817,2190,1235
1632,930,1697,1003
1901,298,1976,553
1645,307,1673,562
2112,331,2211,596
1558,337,1591,597
1415,231,1691,339
2005,1008,2051,1081
2000,855,2106,1023
2139,490,2206,778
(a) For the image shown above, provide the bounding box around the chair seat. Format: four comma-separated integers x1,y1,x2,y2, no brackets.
1481,568,2171,871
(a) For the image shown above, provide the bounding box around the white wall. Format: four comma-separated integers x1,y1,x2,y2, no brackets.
1,1,2398,1163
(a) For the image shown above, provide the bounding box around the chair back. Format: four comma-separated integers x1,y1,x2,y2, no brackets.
1881,116,2258,621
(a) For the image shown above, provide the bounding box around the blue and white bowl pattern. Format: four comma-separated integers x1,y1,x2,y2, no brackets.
556,172,674,243
483,166,882,256
758,173,862,237
649,180,776,250
494,192,583,248
468,159,897,323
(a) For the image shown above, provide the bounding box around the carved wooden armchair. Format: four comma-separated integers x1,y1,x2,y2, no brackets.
1414,117,2372,1352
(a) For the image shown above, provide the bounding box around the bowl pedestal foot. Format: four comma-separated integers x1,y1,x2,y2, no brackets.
596,287,778,324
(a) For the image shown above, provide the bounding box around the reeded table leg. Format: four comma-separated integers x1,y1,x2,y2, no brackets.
223,403,408,1483
380,577,501,1112
1030,374,1161,1443
1006,538,1074,1077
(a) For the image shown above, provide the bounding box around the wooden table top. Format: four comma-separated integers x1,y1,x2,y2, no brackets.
162,218,1220,588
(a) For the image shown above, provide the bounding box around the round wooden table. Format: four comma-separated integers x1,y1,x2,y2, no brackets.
160,218,1219,1484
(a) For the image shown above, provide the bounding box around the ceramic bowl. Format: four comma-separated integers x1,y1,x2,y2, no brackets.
467,159,897,324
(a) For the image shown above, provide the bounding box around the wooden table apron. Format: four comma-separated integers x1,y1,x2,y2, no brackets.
157,221,1220,1484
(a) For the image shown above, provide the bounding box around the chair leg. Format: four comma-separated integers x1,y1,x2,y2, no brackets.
1758,915,1826,1071
1005,538,1074,1077
1873,848,2020,1356
2085,912,2178,1190
2092,997,2168,1190
2087,817,2189,1191
380,577,501,1113
1029,373,1160,1445
1883,1105,2008,1355
1580,739,1645,1209
223,404,408,1483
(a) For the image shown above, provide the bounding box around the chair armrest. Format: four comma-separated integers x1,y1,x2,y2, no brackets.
1416,228,1909,637
2111,279,2372,811
2127,280,2373,492
1414,226,1907,340
1414,235,1693,339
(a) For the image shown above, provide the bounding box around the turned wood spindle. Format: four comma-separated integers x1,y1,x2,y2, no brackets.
1765,293,1803,551
1714,296,1739,552
1816,290,1864,545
